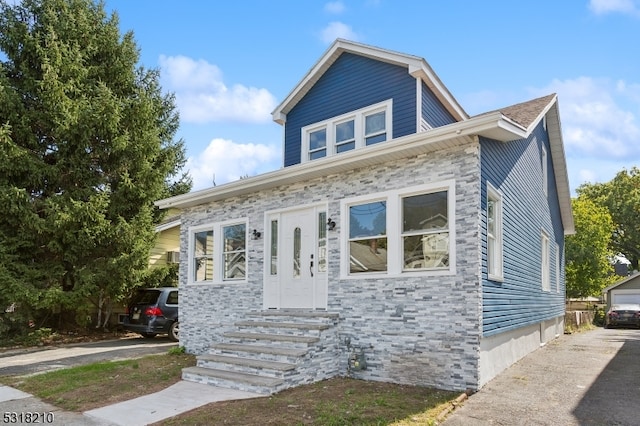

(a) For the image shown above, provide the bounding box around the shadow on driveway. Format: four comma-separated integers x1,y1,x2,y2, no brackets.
572,329,640,425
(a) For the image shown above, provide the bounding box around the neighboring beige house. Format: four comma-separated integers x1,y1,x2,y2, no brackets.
114,209,181,326
150,208,181,271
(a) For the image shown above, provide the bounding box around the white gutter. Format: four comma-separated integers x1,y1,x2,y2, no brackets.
156,113,525,210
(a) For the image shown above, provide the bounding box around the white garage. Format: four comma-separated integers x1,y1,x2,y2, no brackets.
603,272,640,310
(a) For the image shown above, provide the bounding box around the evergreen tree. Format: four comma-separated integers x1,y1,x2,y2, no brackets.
0,0,190,332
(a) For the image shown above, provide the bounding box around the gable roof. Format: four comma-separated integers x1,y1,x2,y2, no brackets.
272,39,468,124
602,272,640,294
477,94,557,129
157,94,573,234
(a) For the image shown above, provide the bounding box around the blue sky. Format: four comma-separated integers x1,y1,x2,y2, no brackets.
105,0,640,194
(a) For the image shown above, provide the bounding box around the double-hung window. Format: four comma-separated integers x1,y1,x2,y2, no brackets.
541,231,551,291
335,119,356,153
364,110,387,145
302,100,392,162
342,181,455,277
193,230,214,282
348,200,388,273
402,191,449,270
486,183,503,281
189,220,248,284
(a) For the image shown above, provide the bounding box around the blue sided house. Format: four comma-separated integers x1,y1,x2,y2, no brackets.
156,39,574,394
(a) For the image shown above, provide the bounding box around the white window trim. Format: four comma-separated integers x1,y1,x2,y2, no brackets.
301,99,393,163
339,180,456,279
541,230,551,292
555,243,560,293
188,218,249,285
487,182,504,282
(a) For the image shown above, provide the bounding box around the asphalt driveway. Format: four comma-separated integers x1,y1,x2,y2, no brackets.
445,327,640,425
0,337,177,376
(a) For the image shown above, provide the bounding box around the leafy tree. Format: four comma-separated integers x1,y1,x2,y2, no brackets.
577,167,640,271
565,197,616,298
0,0,190,333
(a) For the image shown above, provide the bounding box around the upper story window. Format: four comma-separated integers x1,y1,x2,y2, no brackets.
302,100,393,163
189,219,248,284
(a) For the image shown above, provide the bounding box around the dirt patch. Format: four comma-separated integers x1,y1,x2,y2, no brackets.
155,377,458,426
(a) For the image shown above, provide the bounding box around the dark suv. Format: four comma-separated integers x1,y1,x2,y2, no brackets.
123,287,179,341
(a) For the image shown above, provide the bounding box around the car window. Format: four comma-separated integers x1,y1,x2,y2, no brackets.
166,291,178,305
132,290,161,305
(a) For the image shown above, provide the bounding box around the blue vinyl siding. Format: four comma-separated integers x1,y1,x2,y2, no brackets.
284,53,417,167
480,121,565,336
421,81,456,127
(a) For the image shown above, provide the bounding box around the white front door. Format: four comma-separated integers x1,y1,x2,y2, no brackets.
280,208,316,308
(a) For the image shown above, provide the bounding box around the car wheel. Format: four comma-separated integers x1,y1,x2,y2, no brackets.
168,321,179,342
140,332,157,338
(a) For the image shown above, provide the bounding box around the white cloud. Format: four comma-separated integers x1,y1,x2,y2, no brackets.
159,55,277,124
186,138,280,190
533,77,640,160
589,0,640,15
324,1,346,14
521,76,640,192
320,21,359,44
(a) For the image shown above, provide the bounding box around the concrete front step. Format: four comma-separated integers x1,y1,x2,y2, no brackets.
183,310,341,395
249,310,339,320
197,353,297,372
235,320,330,331
182,366,283,395
212,342,308,359
224,331,320,344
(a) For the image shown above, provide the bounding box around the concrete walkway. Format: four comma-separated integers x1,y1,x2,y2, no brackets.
444,327,640,425
0,338,264,425
0,381,262,426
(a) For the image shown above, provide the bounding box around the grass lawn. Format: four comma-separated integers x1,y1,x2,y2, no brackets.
1,351,460,425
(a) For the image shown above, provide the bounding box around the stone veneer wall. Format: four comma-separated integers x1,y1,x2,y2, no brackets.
178,139,483,391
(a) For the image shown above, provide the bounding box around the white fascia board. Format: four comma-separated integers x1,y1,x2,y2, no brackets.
410,65,468,122
155,219,181,233
545,101,575,235
272,39,468,124
155,114,526,210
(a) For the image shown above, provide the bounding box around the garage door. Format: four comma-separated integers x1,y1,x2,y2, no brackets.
612,291,640,304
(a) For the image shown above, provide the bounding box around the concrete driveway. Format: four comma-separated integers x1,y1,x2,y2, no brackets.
444,327,640,425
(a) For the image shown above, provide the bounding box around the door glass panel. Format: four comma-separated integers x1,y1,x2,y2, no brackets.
318,212,327,272
270,220,278,275
293,227,301,278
